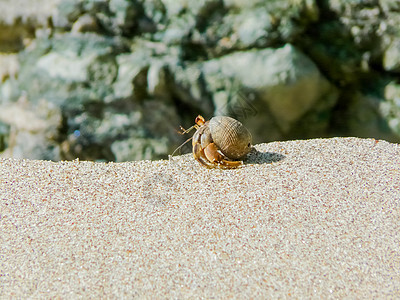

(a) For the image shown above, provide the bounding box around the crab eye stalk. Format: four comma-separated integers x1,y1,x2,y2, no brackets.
195,115,206,126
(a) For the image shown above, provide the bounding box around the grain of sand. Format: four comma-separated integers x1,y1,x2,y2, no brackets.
1,137,400,298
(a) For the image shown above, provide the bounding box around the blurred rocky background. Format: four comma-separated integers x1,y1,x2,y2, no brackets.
0,0,399,161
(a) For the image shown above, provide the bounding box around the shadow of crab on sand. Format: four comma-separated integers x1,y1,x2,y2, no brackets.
244,148,286,165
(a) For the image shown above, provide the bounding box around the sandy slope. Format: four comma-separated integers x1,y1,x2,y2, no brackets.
1,137,399,298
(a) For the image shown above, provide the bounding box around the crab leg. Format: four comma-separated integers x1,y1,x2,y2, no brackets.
193,142,216,168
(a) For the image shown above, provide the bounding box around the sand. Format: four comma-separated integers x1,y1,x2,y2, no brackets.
1,137,400,298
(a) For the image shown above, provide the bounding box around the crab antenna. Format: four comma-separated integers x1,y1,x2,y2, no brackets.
179,124,198,135
170,136,193,158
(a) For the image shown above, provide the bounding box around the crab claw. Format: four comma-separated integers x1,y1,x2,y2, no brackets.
192,141,215,168
203,143,243,169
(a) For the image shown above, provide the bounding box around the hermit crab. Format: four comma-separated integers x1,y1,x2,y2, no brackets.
178,115,253,169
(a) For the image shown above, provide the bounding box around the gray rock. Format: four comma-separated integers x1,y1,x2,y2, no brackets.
109,0,140,34
0,54,19,83
112,51,150,100
381,82,400,138
0,98,62,160
383,38,400,72
167,62,214,115
342,92,396,142
11,33,125,107
0,0,61,51
234,8,274,48
203,44,338,138
71,14,101,33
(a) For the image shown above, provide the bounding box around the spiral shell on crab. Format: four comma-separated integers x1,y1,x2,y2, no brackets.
209,116,252,160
